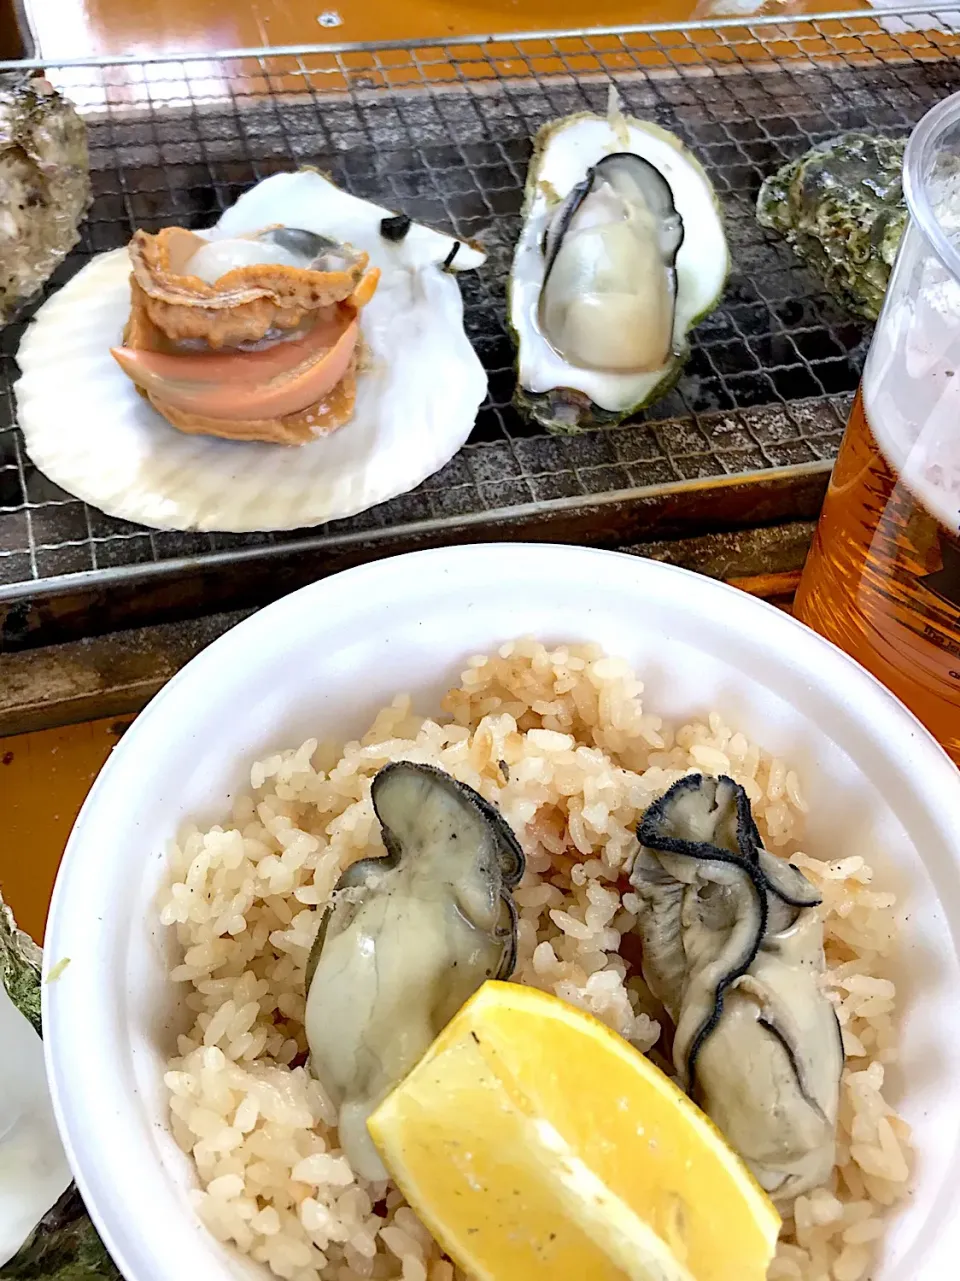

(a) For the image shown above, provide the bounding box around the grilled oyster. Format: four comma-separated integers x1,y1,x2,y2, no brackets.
757,132,906,322
630,774,843,1203
537,152,683,374
510,104,728,433
0,75,90,325
304,761,524,1180
111,223,379,445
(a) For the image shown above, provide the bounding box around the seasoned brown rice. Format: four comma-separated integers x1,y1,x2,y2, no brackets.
160,639,910,1281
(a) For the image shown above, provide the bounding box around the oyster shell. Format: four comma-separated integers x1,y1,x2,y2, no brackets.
111,222,380,446
510,106,728,433
15,170,487,531
757,132,905,323
0,75,90,325
630,774,842,1203
304,761,524,1180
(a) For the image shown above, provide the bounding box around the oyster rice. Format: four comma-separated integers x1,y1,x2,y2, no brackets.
631,774,843,1204
304,761,523,1181
161,640,910,1281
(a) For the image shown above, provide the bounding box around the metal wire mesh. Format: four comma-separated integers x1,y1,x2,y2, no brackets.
1,9,959,597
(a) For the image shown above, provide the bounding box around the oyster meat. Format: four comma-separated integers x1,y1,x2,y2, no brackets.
111,223,380,446
538,152,683,374
0,75,90,325
757,132,906,323
629,774,843,1203
510,105,728,433
304,761,524,1180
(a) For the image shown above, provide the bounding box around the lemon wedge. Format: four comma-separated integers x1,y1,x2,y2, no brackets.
367,981,780,1281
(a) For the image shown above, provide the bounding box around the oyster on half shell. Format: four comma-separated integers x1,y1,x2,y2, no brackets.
510,108,729,433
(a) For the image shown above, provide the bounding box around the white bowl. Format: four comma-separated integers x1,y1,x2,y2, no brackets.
42,543,960,1281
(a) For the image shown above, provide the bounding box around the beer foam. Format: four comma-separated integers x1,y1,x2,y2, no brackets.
864,170,960,531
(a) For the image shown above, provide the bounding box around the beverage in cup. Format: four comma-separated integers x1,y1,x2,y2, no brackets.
795,93,960,767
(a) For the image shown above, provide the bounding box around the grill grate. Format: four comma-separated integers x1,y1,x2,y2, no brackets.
1,8,959,625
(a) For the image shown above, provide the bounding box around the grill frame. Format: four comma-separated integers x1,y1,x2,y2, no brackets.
2,6,958,648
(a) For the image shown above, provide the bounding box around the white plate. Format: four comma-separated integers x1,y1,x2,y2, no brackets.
15,173,487,533
42,544,960,1281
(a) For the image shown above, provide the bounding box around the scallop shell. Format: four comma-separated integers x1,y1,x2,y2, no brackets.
15,171,486,533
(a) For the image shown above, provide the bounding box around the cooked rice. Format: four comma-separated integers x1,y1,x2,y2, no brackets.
160,639,910,1281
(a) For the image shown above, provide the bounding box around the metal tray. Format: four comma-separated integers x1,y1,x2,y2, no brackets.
2,8,959,649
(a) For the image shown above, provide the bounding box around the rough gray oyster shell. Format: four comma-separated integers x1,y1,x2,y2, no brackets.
0,74,90,325
756,131,905,323
630,774,843,1203
0,890,42,1035
304,760,524,1180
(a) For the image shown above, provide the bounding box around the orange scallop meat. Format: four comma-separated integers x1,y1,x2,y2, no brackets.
115,224,380,445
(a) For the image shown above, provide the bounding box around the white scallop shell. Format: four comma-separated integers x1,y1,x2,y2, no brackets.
14,171,487,533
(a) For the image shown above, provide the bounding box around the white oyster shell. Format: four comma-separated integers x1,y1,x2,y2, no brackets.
0,982,72,1265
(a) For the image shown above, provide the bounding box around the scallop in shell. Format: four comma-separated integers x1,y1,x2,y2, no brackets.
15,170,486,532
110,222,379,446
510,108,729,433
